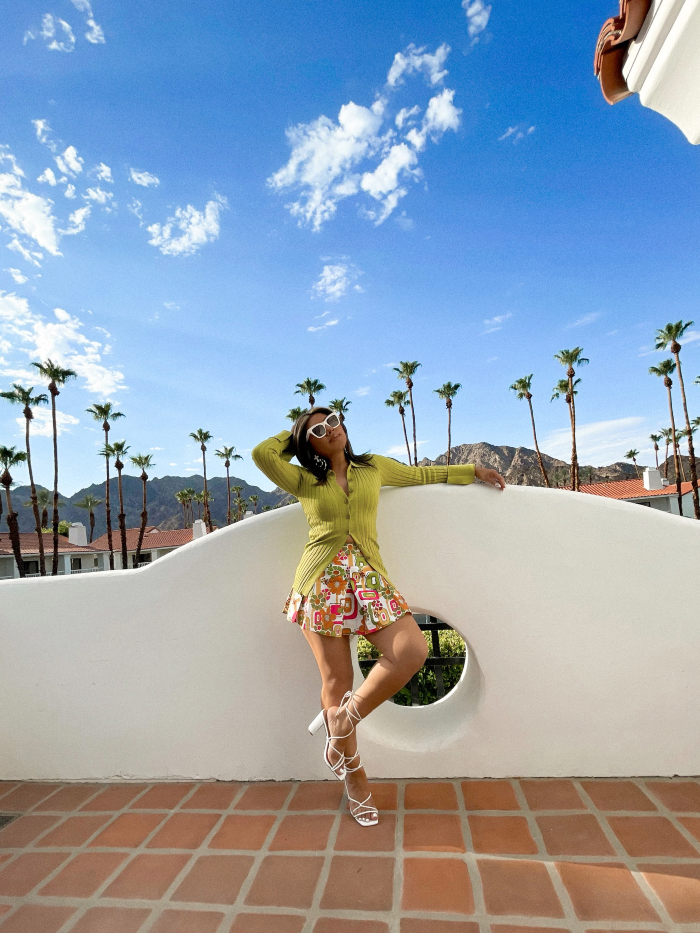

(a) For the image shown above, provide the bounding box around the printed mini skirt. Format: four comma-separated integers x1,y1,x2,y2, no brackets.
283,543,410,638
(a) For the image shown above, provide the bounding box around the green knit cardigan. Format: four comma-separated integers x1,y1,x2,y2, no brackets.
252,430,476,597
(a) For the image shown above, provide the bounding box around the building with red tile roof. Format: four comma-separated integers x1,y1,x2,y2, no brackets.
567,469,695,518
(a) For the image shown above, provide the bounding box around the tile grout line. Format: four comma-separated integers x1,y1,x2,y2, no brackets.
455,777,487,928
300,778,349,933
572,780,678,931
632,777,700,855
511,778,584,933
389,778,405,933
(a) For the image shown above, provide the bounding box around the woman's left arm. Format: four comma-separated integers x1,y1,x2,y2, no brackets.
373,455,505,490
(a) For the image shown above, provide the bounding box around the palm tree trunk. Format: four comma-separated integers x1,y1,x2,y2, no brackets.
527,397,550,487
24,411,46,574
50,391,60,575
568,376,580,491
566,399,577,490
202,448,213,532
226,466,231,525
654,445,659,469
2,479,25,578
664,439,669,478
103,426,114,570
407,381,418,466
399,409,411,464
446,401,452,467
89,510,95,544
134,473,148,566
116,464,128,568
665,382,684,516
674,351,699,517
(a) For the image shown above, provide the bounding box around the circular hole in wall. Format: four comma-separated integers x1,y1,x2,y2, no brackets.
356,612,467,706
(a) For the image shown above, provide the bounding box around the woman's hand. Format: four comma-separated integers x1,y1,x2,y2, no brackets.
474,466,506,490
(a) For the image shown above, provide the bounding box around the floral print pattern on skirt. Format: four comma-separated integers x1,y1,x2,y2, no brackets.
283,543,410,637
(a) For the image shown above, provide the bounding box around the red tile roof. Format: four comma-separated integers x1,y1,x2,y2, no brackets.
0,533,98,557
572,478,694,500
595,0,652,104
90,527,193,552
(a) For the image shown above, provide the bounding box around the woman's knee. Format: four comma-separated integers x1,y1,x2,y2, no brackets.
403,633,429,674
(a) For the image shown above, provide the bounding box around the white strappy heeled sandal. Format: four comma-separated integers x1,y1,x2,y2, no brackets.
338,690,378,827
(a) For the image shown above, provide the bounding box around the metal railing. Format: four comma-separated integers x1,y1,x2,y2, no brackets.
358,614,466,707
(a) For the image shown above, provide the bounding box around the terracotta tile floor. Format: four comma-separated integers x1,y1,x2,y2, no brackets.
0,777,699,932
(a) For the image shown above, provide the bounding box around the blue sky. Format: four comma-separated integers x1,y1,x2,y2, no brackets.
2,0,700,494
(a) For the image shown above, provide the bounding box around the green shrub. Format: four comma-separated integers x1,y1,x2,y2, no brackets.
356,627,466,706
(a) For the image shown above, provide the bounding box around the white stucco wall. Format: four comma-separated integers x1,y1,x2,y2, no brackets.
1,483,699,782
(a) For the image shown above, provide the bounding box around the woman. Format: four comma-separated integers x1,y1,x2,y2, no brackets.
252,408,505,826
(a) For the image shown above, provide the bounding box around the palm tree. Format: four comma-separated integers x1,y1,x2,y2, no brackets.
393,361,421,465
74,493,102,543
249,494,259,514
551,377,581,490
649,433,662,470
86,402,124,570
183,487,196,525
23,488,55,530
676,429,688,481
109,440,130,567
624,449,641,478
328,398,352,416
659,427,673,479
0,446,27,577
287,406,307,422
31,359,77,574
130,453,154,566
509,375,550,487
295,378,325,407
553,348,589,490
230,484,244,521
649,359,684,515
190,429,214,532
215,446,243,525
655,321,699,518
433,383,461,466
175,490,189,527
385,390,412,464
0,384,49,573
193,490,204,520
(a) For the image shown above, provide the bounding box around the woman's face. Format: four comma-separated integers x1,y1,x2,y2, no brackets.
306,412,346,459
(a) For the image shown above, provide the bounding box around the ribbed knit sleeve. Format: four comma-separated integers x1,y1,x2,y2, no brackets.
251,431,307,497
372,455,475,487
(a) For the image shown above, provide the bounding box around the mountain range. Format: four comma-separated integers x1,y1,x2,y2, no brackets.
10,443,689,536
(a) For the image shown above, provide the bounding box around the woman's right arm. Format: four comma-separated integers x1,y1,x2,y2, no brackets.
251,430,306,497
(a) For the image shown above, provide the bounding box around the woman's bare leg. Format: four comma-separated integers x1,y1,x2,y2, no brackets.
326,613,428,811
301,626,359,769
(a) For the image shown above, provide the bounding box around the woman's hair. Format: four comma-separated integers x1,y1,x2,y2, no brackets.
290,407,374,484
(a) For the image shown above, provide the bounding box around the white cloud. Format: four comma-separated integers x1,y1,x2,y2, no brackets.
396,210,414,230
130,168,160,187
544,417,651,467
128,198,143,222
39,14,76,52
355,386,371,396
147,195,227,256
17,409,79,437
7,237,43,267
312,262,363,301
499,123,536,144
64,184,77,199
0,148,62,257
83,186,113,209
269,45,461,230
0,292,126,398
387,440,428,455
308,318,339,332
481,312,512,333
4,268,28,285
60,205,91,235
91,163,113,183
163,301,180,310
69,0,105,44
33,119,54,148
37,167,57,186
566,312,601,329
462,0,491,42
387,43,450,87
55,145,83,177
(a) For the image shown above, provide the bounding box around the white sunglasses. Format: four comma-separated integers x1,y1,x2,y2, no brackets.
306,412,343,440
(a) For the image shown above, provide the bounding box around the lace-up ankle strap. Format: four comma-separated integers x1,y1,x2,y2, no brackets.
339,689,363,726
